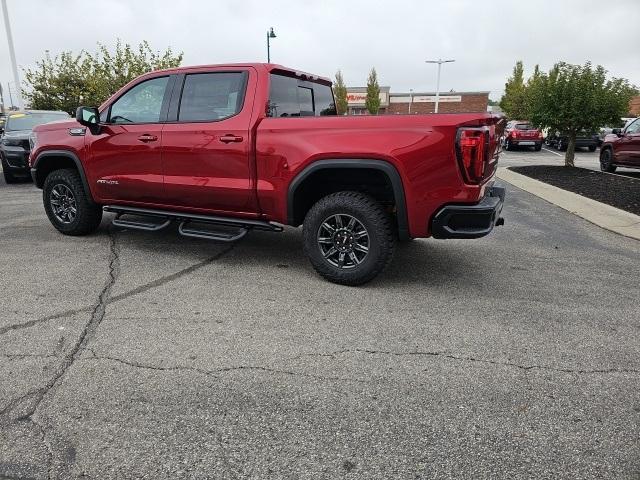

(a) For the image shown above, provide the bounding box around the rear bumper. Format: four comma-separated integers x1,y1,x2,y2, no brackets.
431,186,505,239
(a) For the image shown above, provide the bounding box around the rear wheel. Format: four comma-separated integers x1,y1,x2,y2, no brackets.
599,148,616,173
534,143,542,151
504,138,513,151
43,169,102,235
303,191,395,286
588,145,596,152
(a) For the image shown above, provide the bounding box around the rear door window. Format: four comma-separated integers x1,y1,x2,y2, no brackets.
178,72,248,122
268,74,336,117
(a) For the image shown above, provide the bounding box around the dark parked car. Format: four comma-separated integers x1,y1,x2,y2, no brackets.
545,131,599,152
0,110,70,183
599,117,640,173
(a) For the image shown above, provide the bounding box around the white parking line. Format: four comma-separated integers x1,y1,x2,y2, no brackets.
542,147,563,157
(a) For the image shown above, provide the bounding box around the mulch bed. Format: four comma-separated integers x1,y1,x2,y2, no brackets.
510,165,640,216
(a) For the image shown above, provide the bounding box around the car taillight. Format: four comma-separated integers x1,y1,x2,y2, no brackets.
455,127,489,184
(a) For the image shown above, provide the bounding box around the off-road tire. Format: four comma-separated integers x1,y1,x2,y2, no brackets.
303,191,396,286
1,156,19,184
43,168,102,235
599,148,616,173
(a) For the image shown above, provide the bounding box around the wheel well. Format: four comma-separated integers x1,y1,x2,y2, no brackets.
290,168,398,228
33,155,78,188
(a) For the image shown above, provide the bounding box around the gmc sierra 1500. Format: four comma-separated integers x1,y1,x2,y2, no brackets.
30,63,505,285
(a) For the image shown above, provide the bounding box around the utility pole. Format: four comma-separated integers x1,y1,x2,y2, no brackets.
2,0,23,110
425,59,455,113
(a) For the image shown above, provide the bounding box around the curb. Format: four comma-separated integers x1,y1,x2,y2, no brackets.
496,167,640,241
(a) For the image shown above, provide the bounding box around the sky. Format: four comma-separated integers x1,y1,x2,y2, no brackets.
1,0,639,103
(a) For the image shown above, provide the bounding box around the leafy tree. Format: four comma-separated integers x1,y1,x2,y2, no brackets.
526,62,636,166
365,67,381,115
499,61,527,119
333,70,348,115
23,40,183,114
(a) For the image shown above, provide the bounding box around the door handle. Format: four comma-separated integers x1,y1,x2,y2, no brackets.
219,134,243,143
137,134,158,142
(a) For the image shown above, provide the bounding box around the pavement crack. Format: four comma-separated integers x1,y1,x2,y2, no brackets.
84,354,368,384
0,243,236,337
292,349,640,375
1,229,120,423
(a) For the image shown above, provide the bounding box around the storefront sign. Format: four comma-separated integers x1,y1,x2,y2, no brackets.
347,92,388,105
390,95,462,103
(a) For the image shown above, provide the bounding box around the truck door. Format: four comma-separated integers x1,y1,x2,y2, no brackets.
616,118,640,166
161,68,258,215
88,75,173,204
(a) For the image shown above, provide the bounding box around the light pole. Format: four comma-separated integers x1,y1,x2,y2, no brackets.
266,27,276,63
2,0,23,110
425,58,455,113
408,88,413,114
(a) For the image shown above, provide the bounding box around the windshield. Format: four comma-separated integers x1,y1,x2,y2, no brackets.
5,112,69,132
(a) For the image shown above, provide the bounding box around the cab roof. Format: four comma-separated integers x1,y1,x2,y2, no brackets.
151,63,332,85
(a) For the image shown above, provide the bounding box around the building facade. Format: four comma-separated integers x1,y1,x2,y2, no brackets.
346,87,489,114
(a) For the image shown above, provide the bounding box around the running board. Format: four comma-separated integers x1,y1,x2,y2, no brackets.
112,213,171,232
178,221,248,242
103,205,283,238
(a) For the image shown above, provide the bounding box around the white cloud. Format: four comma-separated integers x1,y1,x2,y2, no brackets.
1,0,638,104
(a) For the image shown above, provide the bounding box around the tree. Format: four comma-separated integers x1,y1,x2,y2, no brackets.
333,70,348,115
365,67,381,115
526,62,636,166
23,40,183,114
499,61,527,119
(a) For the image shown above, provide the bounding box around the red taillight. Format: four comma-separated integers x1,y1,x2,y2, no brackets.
455,127,489,184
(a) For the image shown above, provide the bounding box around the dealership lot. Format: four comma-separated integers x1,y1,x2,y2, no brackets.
1,175,639,478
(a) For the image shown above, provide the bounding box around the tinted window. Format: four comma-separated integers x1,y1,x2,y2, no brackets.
626,118,640,134
515,123,533,130
178,72,247,122
268,74,336,117
109,76,169,124
5,111,69,131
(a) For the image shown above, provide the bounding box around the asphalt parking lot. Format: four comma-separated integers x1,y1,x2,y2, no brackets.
1,171,639,479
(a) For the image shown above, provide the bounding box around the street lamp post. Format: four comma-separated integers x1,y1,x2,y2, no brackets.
2,0,23,110
425,58,455,113
408,89,413,114
266,27,276,63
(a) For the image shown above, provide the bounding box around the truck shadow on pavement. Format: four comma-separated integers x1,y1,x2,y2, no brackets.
109,221,486,289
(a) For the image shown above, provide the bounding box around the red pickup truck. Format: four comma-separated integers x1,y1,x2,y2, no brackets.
29,63,505,285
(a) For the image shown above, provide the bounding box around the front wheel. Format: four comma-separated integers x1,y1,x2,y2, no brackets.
599,148,616,173
588,145,596,152
303,192,396,286
43,168,103,235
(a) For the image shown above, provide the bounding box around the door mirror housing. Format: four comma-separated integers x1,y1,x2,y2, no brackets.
611,128,622,136
75,106,100,133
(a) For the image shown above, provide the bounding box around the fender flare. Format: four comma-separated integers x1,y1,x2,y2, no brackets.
31,150,95,203
287,159,409,240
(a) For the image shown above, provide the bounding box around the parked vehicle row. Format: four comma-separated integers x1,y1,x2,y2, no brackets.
0,110,70,183
545,132,598,152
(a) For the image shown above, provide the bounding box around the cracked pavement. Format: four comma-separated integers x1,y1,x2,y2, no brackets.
0,175,639,479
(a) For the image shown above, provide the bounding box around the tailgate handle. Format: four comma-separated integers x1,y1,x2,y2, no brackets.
219,134,243,143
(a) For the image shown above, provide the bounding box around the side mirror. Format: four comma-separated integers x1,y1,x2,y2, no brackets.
75,106,100,133
611,128,622,136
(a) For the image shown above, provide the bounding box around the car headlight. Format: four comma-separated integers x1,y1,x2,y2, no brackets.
1,136,22,147
29,132,37,150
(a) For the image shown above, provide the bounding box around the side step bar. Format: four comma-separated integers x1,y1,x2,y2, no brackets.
104,205,283,242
